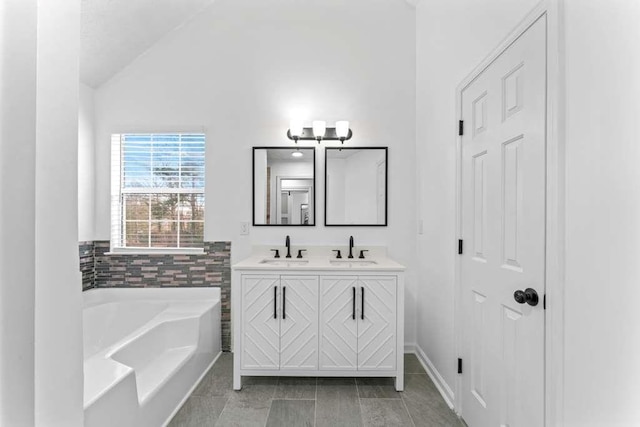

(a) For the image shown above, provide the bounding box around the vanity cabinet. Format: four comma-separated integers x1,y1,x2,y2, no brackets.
241,275,319,371
233,268,404,391
320,276,397,371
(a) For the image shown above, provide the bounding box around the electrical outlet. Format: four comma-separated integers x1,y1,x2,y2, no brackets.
240,221,250,235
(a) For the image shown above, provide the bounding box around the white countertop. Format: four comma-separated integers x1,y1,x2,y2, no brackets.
233,246,405,272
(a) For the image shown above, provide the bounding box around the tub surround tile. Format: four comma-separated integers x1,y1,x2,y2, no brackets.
80,240,232,350
79,241,95,291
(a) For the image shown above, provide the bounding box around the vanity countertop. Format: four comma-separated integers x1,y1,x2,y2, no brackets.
233,248,405,272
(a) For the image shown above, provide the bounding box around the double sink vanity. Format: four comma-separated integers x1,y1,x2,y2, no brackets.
232,237,406,391
236,145,403,390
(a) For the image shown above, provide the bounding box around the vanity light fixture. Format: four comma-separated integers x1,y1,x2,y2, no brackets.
289,120,304,142
286,120,353,143
312,121,326,143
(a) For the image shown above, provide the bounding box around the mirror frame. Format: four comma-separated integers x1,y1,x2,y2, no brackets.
324,146,388,227
252,146,316,227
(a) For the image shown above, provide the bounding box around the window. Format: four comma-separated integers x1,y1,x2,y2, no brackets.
111,133,205,251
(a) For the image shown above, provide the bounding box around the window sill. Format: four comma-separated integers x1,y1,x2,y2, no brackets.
106,248,205,256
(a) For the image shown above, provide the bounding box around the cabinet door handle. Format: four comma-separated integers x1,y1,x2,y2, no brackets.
282,286,286,319
361,286,365,320
274,286,277,319
352,287,356,320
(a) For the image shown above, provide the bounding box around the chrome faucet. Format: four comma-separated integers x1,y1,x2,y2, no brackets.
348,236,355,259
285,235,292,258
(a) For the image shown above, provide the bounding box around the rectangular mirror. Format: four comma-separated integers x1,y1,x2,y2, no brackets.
325,147,387,226
253,147,315,226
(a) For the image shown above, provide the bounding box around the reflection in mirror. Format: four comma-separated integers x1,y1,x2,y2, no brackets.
253,147,315,226
325,147,387,226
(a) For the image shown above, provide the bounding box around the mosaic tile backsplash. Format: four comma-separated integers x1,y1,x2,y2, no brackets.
78,241,232,351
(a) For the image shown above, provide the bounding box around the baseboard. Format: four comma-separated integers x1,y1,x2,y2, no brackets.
411,345,456,410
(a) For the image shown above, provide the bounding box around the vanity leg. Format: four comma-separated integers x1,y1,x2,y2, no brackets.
233,372,242,391
395,373,404,392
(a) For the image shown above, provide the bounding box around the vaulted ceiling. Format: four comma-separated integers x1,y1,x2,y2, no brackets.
80,0,215,87
80,0,417,88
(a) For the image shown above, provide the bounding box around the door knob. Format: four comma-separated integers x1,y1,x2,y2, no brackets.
513,288,539,306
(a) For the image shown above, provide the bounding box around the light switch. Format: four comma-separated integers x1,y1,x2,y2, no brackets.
418,219,424,235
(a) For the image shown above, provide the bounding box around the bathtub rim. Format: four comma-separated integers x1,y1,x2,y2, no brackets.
83,287,221,308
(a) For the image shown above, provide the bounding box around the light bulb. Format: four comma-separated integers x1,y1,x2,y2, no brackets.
312,121,326,140
289,120,303,138
336,121,350,138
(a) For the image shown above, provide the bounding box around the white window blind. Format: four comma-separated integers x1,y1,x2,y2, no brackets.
111,133,205,250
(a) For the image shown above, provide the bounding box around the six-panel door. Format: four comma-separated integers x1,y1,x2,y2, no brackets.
241,275,280,370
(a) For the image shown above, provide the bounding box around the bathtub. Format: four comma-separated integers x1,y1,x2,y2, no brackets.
83,288,221,427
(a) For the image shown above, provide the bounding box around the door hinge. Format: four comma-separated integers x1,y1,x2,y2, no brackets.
543,294,547,310
458,120,464,136
457,358,463,374
458,239,463,255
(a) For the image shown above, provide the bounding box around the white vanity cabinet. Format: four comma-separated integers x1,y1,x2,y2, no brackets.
232,262,405,391
241,275,319,371
320,276,397,371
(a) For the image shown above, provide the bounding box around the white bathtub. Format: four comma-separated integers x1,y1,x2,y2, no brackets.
83,288,221,427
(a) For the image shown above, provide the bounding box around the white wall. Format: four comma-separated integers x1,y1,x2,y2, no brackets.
1,1,83,425
34,0,84,425
94,0,417,342
562,1,640,425
0,1,37,424
415,0,540,403
79,83,96,241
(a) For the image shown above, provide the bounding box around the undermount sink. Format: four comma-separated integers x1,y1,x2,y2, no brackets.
259,259,309,266
329,260,377,267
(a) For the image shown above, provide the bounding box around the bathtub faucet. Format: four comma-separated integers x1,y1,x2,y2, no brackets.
285,235,292,258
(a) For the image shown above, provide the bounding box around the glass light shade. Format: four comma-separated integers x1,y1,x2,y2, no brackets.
291,151,304,158
336,121,350,138
289,120,303,137
312,121,326,138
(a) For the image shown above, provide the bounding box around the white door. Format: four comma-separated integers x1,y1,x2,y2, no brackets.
280,276,319,370
358,277,397,371
319,276,358,370
460,16,546,427
241,275,280,370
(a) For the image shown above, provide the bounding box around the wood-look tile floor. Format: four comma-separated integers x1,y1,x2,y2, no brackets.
169,353,463,427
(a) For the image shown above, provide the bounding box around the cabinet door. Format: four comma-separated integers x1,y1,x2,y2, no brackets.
358,276,397,370
241,275,280,370
319,276,358,370
280,276,319,370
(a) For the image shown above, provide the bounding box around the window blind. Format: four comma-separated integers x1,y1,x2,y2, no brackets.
111,133,205,250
